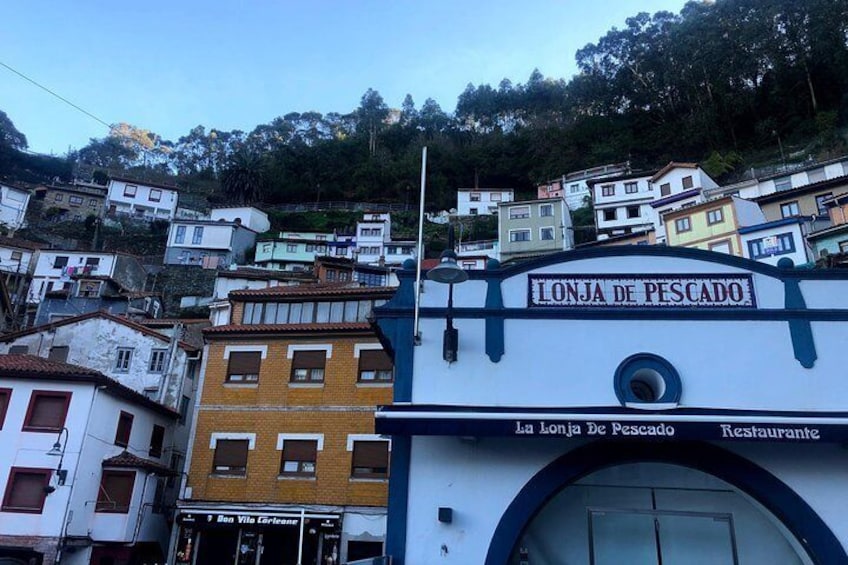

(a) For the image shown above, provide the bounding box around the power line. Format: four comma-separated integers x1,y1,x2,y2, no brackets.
0,59,112,129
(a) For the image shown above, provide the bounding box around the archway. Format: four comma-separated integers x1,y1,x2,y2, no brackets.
485,442,846,565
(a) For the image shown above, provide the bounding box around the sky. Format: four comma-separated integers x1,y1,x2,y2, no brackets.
2,1,687,155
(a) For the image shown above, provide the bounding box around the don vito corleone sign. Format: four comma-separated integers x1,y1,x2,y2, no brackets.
529,273,756,308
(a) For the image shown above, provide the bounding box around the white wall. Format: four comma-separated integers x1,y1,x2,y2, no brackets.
210,207,270,233
0,185,30,232
28,251,118,303
168,222,234,251
457,190,514,216
107,180,178,219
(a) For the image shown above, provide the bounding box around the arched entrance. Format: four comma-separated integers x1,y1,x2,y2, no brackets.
485,442,846,565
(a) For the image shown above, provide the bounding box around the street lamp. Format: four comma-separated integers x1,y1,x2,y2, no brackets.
427,226,468,363
46,427,69,486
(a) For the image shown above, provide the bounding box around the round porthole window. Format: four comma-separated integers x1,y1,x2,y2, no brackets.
614,354,681,408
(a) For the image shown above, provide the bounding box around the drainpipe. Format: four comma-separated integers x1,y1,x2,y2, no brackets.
297,508,306,565
131,472,155,544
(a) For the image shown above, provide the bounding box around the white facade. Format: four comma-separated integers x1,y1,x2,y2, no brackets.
456,189,514,216
210,206,271,233
356,213,416,266
0,366,179,564
738,157,848,200
739,218,812,267
107,178,179,221
650,164,718,242
374,248,848,564
0,184,31,233
591,173,656,238
28,251,119,304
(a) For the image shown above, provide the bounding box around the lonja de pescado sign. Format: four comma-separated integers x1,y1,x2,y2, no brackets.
528,273,756,308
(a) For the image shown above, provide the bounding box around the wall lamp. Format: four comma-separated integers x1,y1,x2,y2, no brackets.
46,427,69,486
427,226,468,363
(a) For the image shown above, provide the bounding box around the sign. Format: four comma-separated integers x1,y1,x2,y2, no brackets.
528,274,756,308
177,512,303,527
375,415,846,443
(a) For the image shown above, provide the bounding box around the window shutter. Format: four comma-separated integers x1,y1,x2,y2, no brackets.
214,439,249,468
149,425,165,457
359,350,393,371
291,350,326,369
96,471,135,512
227,352,262,375
284,440,317,462
28,394,68,430
9,345,28,354
6,471,48,509
115,412,134,447
48,346,69,363
353,441,388,468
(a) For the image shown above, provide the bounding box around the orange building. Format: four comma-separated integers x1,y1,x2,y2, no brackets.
172,284,395,565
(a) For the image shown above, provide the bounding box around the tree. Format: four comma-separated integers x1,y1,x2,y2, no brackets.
220,150,266,205
0,110,27,150
355,89,389,156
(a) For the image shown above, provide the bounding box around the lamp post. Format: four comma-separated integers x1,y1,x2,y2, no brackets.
46,427,69,486
426,226,468,363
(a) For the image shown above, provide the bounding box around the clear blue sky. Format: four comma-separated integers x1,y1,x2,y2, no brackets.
2,1,686,155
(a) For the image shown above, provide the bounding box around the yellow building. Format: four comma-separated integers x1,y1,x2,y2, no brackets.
663,196,766,256
172,284,395,565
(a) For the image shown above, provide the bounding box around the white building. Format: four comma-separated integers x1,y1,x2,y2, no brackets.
107,177,180,221
538,162,629,211
738,217,813,267
589,171,656,239
356,213,416,266
649,162,719,242
374,246,848,565
207,268,314,327
0,355,180,564
165,207,268,268
456,189,514,216
0,183,31,233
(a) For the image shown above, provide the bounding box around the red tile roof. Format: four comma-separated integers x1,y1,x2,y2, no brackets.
204,322,374,335
650,162,700,182
229,283,395,299
0,354,102,378
102,451,175,474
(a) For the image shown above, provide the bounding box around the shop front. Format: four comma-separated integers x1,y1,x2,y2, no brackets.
174,510,340,565
373,248,848,564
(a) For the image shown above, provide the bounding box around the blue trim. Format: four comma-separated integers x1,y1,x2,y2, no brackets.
385,435,410,565
613,353,682,405
738,217,806,234
784,278,817,368
377,404,848,418
649,188,702,208
484,266,505,362
484,441,847,565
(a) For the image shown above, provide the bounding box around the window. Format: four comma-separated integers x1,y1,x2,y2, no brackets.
508,206,530,219
123,185,138,197
675,217,692,233
603,209,616,222
682,175,694,189
22,391,71,432
213,439,248,475
490,192,502,201
539,204,554,217
306,244,316,252
840,240,848,253
53,256,69,269
48,346,69,362
347,541,384,563
748,233,796,259
0,388,10,429
179,395,190,425
192,227,203,245
358,350,393,382
774,177,792,191
709,240,732,254
570,183,580,193
85,257,100,268
1,468,52,513
149,189,162,202
10,250,22,262
660,183,671,196
624,182,638,194
706,208,724,225
114,411,134,447
291,351,326,383
351,441,389,479
540,227,555,241
149,425,165,457
509,229,531,242
601,184,615,197
815,193,832,215
627,206,640,219
68,195,83,207
781,201,800,218
77,280,101,298
469,192,481,202
286,244,297,252
808,167,826,183
226,351,261,382
115,348,133,372
89,199,98,208
280,440,318,476
54,193,64,202
469,208,478,215
9,345,28,354
148,349,167,373
174,225,186,244
96,470,135,513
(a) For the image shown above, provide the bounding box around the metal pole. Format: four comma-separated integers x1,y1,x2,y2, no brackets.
413,146,427,344
297,508,306,565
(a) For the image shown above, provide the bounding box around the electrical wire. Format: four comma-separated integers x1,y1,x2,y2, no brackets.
0,58,111,129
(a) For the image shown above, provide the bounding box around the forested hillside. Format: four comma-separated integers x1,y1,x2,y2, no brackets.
2,0,847,212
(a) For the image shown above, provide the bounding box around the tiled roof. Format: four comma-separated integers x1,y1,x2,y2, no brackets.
204,322,373,335
0,311,199,351
651,162,700,182
229,283,395,299
0,354,102,377
138,318,210,326
216,268,316,281
102,451,175,474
